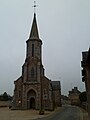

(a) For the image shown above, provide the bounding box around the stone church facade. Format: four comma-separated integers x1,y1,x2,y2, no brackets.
13,13,61,110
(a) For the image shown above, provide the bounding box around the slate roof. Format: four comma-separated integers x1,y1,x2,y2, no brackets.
51,81,60,90
29,13,39,39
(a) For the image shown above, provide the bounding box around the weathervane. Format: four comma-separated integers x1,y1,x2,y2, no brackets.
32,1,38,14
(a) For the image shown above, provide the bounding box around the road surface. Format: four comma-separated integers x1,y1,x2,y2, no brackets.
37,105,82,120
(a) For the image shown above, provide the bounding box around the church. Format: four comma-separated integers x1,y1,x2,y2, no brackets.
13,12,61,110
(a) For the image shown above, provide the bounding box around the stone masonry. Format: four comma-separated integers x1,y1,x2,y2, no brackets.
13,13,61,110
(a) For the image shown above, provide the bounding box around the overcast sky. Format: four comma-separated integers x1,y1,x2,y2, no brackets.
0,0,90,96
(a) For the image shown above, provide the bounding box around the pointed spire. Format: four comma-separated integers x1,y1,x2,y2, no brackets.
29,13,39,39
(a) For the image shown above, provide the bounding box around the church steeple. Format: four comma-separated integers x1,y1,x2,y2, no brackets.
26,12,42,61
29,13,39,39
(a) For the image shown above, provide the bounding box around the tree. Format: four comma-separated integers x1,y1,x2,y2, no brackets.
0,92,12,101
2,92,8,101
79,91,87,103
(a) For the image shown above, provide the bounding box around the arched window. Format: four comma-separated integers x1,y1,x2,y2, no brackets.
32,44,34,57
31,67,34,78
28,67,36,81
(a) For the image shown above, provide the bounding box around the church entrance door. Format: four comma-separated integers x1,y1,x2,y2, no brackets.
27,89,36,109
30,97,35,109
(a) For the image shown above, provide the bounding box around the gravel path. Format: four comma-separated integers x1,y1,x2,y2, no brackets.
0,107,51,120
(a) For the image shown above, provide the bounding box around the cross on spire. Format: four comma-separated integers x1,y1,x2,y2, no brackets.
32,1,38,14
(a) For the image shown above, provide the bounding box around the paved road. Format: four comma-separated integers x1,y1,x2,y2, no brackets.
36,105,81,120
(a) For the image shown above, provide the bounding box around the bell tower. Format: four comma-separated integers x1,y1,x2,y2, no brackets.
26,13,42,62
22,13,44,83
21,12,44,109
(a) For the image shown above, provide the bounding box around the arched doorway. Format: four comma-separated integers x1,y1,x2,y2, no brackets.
30,97,35,109
27,90,36,109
